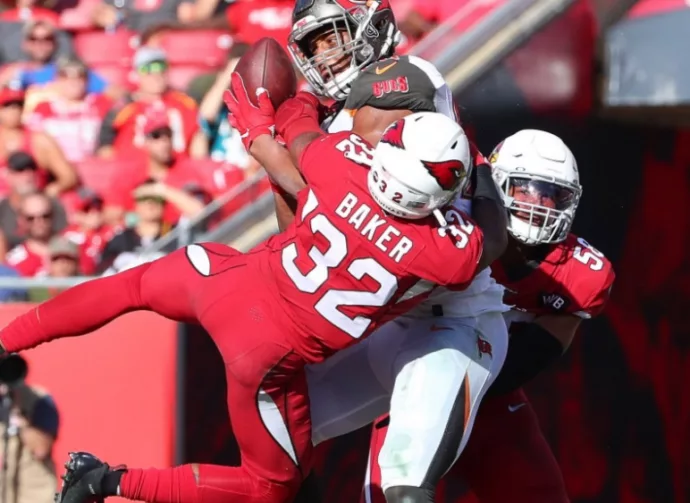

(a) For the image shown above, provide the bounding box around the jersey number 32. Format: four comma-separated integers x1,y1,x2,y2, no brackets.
281,192,398,339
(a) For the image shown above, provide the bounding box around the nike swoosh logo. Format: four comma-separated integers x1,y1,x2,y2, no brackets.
508,403,526,412
375,62,397,75
430,324,452,332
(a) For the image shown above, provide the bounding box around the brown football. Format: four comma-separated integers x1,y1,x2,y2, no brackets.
234,38,297,109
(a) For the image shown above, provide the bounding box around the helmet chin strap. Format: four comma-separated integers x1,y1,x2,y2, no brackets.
433,208,449,227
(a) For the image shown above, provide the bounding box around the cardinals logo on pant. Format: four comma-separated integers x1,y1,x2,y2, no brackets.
422,159,465,191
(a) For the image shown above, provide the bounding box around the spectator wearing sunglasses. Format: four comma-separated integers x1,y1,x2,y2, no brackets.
96,47,201,158
0,87,78,197
62,188,119,275
5,191,62,276
0,152,67,250
0,19,74,78
103,106,208,226
25,56,112,163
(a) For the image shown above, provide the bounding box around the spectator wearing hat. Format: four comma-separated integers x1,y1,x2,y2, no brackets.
98,178,175,273
96,47,201,158
91,0,198,33
28,235,80,299
103,107,208,225
18,50,108,98
62,188,118,275
46,235,79,277
0,152,67,249
5,191,63,276
25,56,112,163
0,87,78,196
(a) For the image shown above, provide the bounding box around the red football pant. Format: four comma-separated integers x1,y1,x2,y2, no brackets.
0,244,313,503
362,389,569,503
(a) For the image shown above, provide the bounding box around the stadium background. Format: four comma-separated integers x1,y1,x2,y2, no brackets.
3,0,688,502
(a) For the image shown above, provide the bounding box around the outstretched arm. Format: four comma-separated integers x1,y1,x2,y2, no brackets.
471,150,508,270
0,252,198,354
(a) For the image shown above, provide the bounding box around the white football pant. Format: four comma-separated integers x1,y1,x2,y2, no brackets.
306,312,508,491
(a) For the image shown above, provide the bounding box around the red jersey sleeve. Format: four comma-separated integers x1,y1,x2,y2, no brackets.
298,131,365,186
566,236,616,319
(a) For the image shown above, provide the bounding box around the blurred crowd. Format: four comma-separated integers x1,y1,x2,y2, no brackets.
0,0,457,297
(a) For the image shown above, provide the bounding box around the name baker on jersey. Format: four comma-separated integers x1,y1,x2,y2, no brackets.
336,192,413,263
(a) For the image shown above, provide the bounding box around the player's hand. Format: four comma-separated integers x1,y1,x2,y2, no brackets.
274,92,321,139
223,73,276,150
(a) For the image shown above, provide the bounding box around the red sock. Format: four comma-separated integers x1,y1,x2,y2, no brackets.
120,466,199,503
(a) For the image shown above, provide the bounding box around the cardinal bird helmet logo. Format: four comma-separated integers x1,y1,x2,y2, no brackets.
421,158,465,191
381,120,465,191
381,119,405,149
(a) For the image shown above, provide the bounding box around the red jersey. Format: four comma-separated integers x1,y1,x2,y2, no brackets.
491,233,615,321
26,95,112,163
5,244,46,277
226,0,293,48
260,132,484,362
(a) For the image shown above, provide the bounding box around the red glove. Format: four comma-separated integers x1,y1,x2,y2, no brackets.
223,73,275,150
275,92,323,146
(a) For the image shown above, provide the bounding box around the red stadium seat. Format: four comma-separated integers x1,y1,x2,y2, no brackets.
158,30,232,68
166,65,209,91
74,30,138,67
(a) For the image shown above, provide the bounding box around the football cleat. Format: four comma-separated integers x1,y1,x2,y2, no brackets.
55,452,124,503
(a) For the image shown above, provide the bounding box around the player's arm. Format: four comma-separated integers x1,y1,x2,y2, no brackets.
471,155,508,270
487,314,580,396
0,253,198,355
489,263,615,395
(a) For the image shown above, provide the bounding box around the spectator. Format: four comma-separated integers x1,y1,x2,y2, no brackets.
0,354,58,503
5,191,61,276
399,0,463,41
0,19,74,77
62,188,117,275
97,180,173,273
25,56,112,163
96,47,200,158
179,0,293,47
0,152,67,249
193,43,258,170
0,87,78,196
103,107,207,225
46,235,79,277
18,49,108,100
0,0,60,24
92,0,196,35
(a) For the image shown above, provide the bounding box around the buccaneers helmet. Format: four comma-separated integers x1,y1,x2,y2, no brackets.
288,0,400,101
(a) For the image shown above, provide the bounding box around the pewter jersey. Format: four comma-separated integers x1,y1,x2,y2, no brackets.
324,55,507,319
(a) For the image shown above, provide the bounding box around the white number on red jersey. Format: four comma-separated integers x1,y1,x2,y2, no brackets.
335,134,374,167
281,192,398,339
438,207,475,249
573,237,604,271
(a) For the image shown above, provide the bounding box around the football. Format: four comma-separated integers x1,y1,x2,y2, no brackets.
234,38,297,109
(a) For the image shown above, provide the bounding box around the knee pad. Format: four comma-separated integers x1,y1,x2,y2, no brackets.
384,485,434,503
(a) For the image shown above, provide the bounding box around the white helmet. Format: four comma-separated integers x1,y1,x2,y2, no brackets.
368,112,471,223
490,129,582,245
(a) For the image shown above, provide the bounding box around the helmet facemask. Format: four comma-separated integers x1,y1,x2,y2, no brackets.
288,1,398,101
497,171,582,245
